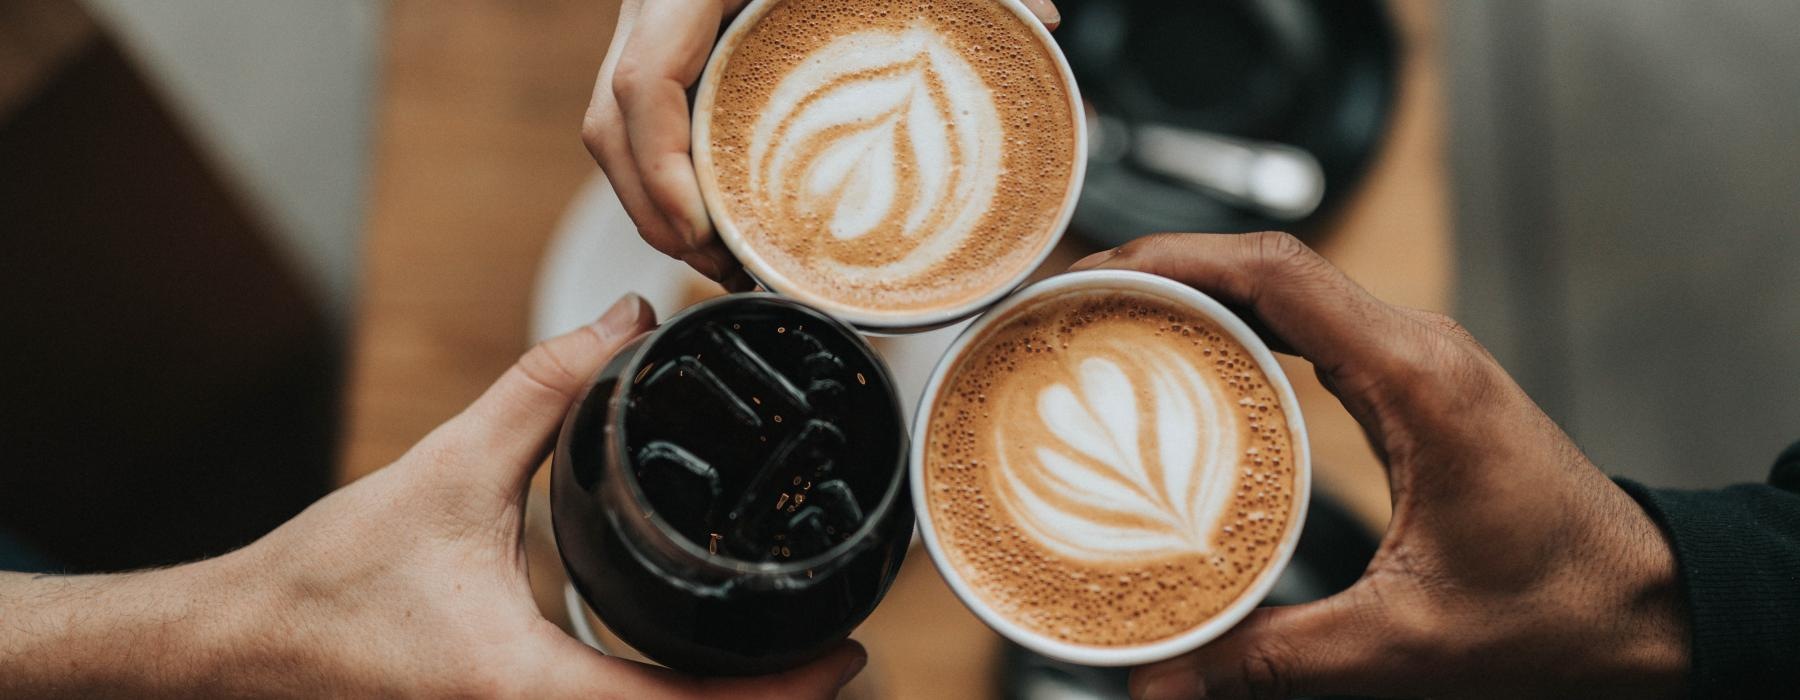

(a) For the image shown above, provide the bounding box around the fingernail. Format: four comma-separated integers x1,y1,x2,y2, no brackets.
676,217,701,248
1071,247,1119,271
836,653,868,689
597,293,646,337
680,251,724,281
721,268,757,293
1138,665,1204,700
679,208,712,248
1023,0,1061,27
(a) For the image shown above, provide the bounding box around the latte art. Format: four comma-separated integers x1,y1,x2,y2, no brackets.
924,289,1298,647
996,343,1240,562
700,0,1079,320
749,24,1003,273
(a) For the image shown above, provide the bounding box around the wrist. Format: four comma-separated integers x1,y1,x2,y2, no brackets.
1619,546,1689,694
166,545,350,697
153,552,284,694
1447,480,1691,698
1592,482,1691,696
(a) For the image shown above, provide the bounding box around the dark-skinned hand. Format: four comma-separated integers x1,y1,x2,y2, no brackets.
1070,232,1688,700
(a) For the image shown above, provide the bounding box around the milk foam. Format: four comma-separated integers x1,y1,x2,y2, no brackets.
704,0,1078,317
749,24,1003,287
995,342,1240,562
923,291,1297,647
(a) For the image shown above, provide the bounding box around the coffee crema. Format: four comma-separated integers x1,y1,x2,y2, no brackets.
702,0,1078,318
923,290,1296,646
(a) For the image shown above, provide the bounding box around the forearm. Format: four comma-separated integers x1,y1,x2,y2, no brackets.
0,558,253,697
1586,480,1691,697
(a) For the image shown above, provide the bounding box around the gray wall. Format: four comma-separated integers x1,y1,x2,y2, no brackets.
1448,0,1800,488
82,0,382,327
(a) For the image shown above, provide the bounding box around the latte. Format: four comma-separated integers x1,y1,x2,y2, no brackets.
694,0,1083,329
920,278,1301,649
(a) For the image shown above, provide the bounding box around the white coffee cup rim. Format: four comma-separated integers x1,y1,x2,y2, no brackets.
690,0,1088,333
908,269,1314,667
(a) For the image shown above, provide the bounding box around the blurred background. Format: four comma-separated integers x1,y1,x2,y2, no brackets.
2,0,1796,693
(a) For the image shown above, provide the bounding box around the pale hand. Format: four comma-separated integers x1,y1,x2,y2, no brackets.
0,294,865,698
580,0,1061,287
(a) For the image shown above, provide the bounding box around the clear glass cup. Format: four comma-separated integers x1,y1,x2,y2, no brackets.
551,294,913,675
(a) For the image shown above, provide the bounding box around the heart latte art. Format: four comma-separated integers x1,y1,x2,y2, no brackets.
925,290,1297,647
997,342,1241,562
748,26,1003,266
701,0,1078,319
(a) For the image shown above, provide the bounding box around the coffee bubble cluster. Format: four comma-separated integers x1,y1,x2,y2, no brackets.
925,291,1298,647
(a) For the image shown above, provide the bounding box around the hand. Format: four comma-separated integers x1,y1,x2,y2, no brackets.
580,0,1062,287
1071,233,1689,700
0,294,866,698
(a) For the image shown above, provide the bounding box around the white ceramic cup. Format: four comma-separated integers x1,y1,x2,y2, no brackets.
690,0,1087,334
909,269,1313,666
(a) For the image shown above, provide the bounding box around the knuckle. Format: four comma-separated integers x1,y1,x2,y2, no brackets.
1131,231,1188,253
515,339,586,403
1358,580,1438,665
1249,230,1313,270
1416,309,1457,331
1378,314,1501,413
610,58,648,103
579,117,608,156
1110,232,1187,269
1379,336,1460,403
1414,316,1483,379
1237,643,1293,700
1247,231,1335,299
1417,310,1478,346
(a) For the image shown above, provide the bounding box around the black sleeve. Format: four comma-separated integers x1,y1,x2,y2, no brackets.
1615,441,1800,699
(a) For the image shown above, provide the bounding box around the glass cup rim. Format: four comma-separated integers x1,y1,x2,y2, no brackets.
606,293,911,579
689,0,1089,333
907,269,1315,666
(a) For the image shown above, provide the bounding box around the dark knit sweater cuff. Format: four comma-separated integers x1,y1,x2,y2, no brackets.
1615,466,1800,699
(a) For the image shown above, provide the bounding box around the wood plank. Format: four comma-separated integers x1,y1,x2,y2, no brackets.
339,0,620,481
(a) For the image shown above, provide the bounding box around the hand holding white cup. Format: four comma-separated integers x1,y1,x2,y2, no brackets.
911,269,1312,667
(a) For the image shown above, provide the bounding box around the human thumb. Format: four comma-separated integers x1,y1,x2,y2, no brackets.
1129,587,1404,700
407,293,655,502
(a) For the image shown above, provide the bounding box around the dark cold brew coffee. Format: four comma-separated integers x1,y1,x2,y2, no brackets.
552,295,910,675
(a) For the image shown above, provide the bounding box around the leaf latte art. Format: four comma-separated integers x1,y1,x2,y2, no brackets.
924,291,1297,647
749,25,1002,270
702,0,1079,317
995,343,1240,562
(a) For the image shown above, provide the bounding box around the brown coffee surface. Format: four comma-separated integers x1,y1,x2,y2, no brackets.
924,289,1297,646
705,0,1077,317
